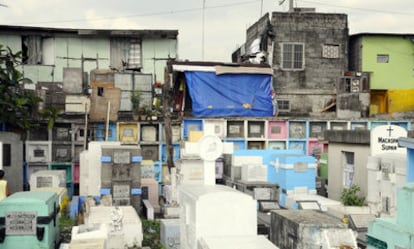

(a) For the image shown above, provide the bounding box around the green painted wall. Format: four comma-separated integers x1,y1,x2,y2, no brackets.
0,34,177,86
362,36,414,89
54,37,111,83
142,38,177,83
0,35,21,52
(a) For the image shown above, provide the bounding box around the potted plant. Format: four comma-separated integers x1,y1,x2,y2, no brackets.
130,90,142,120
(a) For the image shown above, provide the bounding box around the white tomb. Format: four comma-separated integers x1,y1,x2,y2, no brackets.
285,193,342,211
366,154,406,216
68,238,106,249
367,125,408,217
71,223,109,249
177,134,233,186
370,125,407,157
198,235,279,249
231,155,263,182
84,206,143,249
241,164,267,182
179,184,257,249
160,218,180,249
79,141,121,196
29,169,66,188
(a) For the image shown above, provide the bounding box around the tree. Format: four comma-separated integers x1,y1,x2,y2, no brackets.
340,184,365,206
0,45,42,131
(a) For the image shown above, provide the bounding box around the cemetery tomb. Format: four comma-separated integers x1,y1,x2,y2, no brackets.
270,210,357,249
30,170,67,188
177,135,231,186
68,238,106,249
160,218,180,249
269,153,317,207
27,164,49,183
79,141,121,197
0,191,60,249
101,145,142,211
203,119,226,138
141,178,160,212
241,164,267,182
366,154,406,217
231,155,263,182
25,141,52,164
198,235,279,249
179,184,257,249
71,223,109,244
234,180,279,201
84,206,143,249
140,160,156,179
30,187,68,212
285,192,341,211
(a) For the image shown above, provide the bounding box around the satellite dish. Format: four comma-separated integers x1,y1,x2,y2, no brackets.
278,0,286,5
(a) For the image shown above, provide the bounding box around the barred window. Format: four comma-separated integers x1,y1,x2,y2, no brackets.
277,100,290,112
281,43,304,70
377,54,389,63
322,44,340,58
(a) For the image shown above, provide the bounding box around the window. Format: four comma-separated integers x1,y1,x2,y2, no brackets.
110,38,142,71
22,36,54,65
377,54,389,63
281,43,304,70
277,99,290,112
342,151,354,188
2,143,11,167
22,35,42,64
322,44,340,58
127,40,142,70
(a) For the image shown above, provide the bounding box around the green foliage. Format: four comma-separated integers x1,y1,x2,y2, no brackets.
131,90,142,114
58,204,77,244
141,219,164,249
41,105,61,129
340,184,365,206
0,44,42,130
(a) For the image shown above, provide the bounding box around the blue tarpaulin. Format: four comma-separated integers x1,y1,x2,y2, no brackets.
184,71,273,117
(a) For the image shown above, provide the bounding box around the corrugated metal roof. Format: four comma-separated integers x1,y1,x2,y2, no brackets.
0,25,178,39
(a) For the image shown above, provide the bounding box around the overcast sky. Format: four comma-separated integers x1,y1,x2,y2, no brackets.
0,0,413,62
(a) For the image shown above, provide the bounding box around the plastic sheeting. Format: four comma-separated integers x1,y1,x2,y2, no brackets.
184,71,273,117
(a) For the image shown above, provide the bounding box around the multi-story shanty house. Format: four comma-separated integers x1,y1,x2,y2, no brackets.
349,33,414,117
232,8,349,118
0,25,178,133
0,25,178,194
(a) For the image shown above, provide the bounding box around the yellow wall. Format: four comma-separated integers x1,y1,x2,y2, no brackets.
388,89,414,113
371,89,414,116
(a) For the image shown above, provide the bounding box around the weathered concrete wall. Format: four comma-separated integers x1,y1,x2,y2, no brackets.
337,93,370,119
246,13,270,53
0,132,23,193
325,130,370,144
270,11,348,116
326,130,370,201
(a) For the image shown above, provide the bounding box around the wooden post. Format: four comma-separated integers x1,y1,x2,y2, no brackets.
105,101,111,141
163,65,174,171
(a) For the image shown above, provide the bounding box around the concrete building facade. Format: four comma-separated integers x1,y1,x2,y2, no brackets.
325,130,371,201
349,33,414,116
233,9,349,118
0,25,178,92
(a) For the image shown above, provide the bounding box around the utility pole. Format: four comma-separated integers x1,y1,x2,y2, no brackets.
202,0,206,60
163,65,174,171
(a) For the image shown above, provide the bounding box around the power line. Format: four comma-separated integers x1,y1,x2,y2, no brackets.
298,0,414,16
13,0,261,26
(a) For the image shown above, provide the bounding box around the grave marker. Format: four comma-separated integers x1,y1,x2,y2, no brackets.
370,125,407,156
